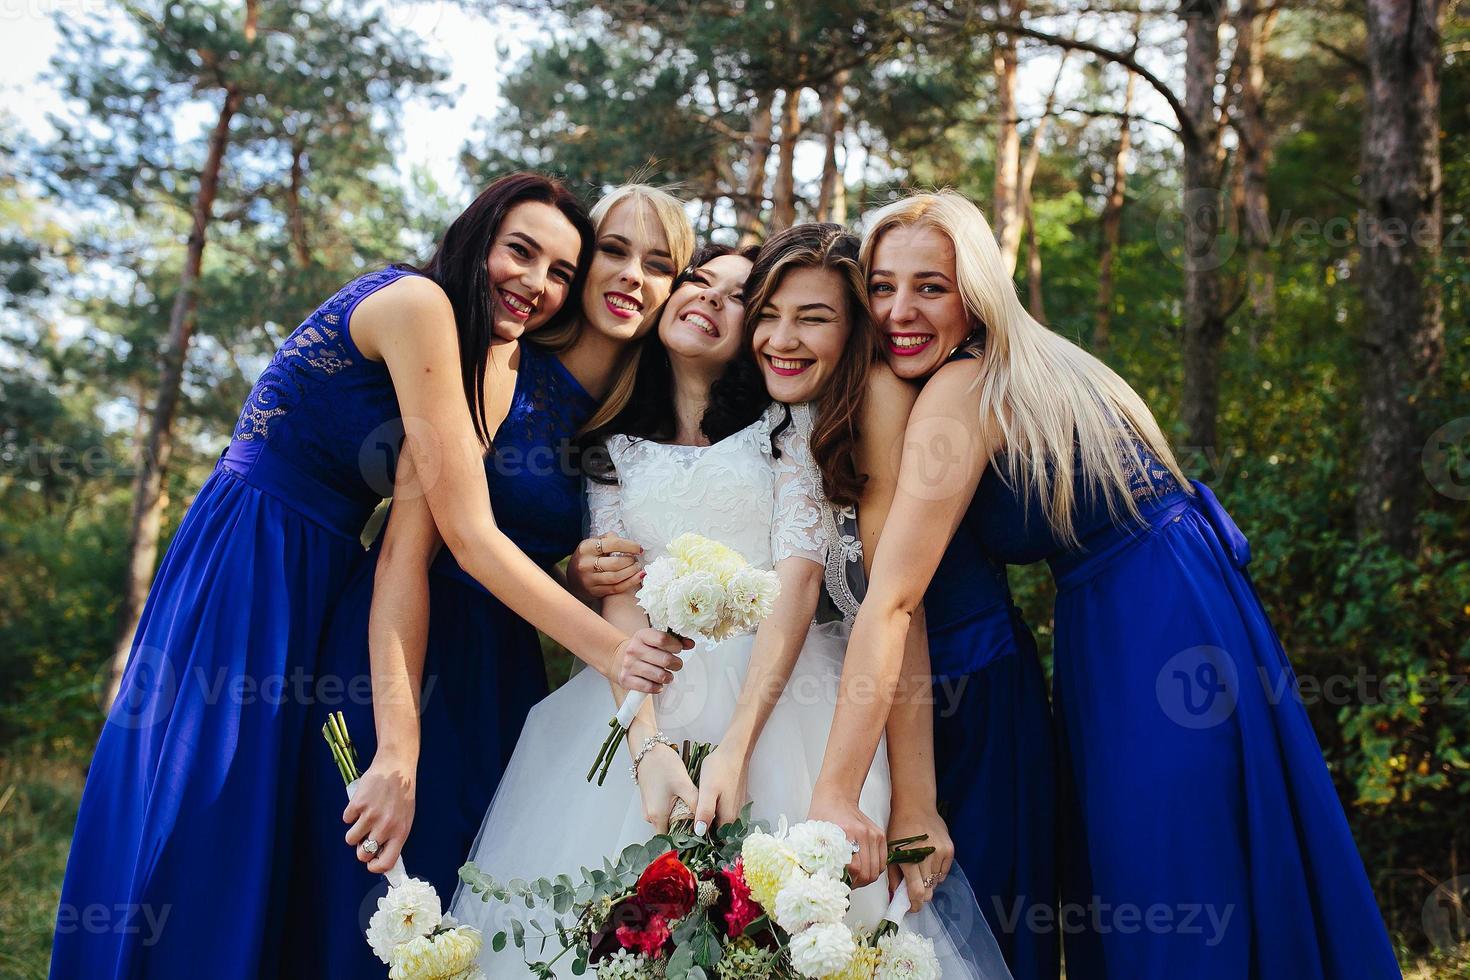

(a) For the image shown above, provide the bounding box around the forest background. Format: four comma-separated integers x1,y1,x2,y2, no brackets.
0,0,1466,976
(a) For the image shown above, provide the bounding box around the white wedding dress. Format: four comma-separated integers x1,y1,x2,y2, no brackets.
452,403,1011,979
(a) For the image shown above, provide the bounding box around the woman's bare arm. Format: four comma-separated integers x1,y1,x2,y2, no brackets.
350,277,682,689
809,358,995,883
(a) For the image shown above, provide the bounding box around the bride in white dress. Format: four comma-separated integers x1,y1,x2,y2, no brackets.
451,245,1009,978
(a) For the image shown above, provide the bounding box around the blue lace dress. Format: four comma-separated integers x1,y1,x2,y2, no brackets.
283,340,596,978
967,403,1401,972
51,266,422,979
822,502,1059,980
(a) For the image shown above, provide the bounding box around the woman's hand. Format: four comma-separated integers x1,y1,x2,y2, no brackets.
692,742,750,836
567,534,644,602
616,629,693,694
887,800,956,912
343,750,417,875
636,744,698,834
808,783,885,887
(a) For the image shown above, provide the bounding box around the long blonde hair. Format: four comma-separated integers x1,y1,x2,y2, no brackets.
860,190,1187,545
529,183,695,434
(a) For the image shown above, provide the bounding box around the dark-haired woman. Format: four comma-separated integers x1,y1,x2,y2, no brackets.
738,222,1057,979
284,185,693,977
51,174,684,979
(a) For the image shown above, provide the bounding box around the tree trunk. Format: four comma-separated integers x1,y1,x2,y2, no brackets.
992,0,1024,273
105,85,241,711
288,136,310,267
1179,0,1227,454
1356,0,1444,552
1025,202,1046,323
770,87,802,232
815,70,850,224
1095,68,1137,354
735,89,775,246
1233,0,1278,338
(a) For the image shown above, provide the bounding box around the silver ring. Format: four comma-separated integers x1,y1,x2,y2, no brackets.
849,840,861,855
670,798,694,823
923,873,939,888
361,838,381,856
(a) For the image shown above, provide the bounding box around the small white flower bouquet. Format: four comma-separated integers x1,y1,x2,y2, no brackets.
742,819,942,979
587,533,780,784
324,712,486,979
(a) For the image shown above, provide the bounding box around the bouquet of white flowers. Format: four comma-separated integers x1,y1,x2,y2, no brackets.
324,712,486,979
742,819,942,980
587,533,781,784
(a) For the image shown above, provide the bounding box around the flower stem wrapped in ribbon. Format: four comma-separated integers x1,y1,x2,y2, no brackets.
323,712,486,977
587,533,780,785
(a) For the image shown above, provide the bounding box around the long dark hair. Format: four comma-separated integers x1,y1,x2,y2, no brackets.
413,173,595,446
742,223,879,507
585,241,763,480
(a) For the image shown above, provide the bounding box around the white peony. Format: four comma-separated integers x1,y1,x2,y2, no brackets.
366,877,443,964
789,921,858,978
875,931,941,980
664,570,724,637
785,820,854,880
725,564,780,624
773,873,850,932
386,925,482,979
636,560,675,629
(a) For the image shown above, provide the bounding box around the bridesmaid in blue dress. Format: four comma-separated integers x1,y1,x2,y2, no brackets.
51,174,684,979
716,222,1058,978
283,185,693,977
811,191,1401,978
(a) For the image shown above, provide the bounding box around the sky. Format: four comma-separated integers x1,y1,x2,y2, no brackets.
0,0,531,197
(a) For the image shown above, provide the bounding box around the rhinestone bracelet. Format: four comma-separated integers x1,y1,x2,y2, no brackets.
631,731,676,784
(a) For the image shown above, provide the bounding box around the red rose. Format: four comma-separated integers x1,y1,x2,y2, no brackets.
716,858,761,937
636,850,698,919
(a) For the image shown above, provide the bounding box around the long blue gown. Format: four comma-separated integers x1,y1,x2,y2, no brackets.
282,340,595,977
51,266,422,979
822,503,1059,980
970,438,1402,976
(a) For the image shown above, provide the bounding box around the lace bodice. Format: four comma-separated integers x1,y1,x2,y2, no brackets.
430,342,596,587
586,403,826,571
229,266,421,508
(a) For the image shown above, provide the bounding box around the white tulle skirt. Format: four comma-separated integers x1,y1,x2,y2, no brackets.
451,622,1012,979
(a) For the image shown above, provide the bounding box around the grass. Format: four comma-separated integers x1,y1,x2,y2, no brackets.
1,748,1466,978
0,751,84,980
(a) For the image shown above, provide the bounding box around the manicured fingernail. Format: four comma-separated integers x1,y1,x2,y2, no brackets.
694,821,708,835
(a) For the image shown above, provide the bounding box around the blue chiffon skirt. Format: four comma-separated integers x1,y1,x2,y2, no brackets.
281,551,550,978
1050,482,1401,979
51,444,369,979
931,611,1060,980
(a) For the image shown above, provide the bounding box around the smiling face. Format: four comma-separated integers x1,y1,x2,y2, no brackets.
580,199,678,343
656,253,753,369
752,266,853,404
483,200,583,342
866,224,974,380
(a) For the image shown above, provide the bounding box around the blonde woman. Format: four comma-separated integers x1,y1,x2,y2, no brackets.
285,184,693,977
810,191,1400,978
